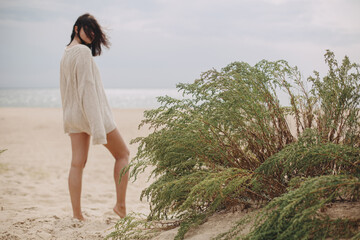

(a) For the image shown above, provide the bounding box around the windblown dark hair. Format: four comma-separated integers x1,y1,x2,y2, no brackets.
67,13,110,56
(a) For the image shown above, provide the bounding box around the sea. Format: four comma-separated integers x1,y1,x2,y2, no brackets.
0,88,184,109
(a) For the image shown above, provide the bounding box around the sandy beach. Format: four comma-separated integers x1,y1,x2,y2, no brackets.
0,107,257,240
0,108,154,239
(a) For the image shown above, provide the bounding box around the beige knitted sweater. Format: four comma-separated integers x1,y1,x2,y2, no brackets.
59,44,116,145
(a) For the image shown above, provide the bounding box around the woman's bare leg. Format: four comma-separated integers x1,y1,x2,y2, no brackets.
103,128,129,218
68,132,90,221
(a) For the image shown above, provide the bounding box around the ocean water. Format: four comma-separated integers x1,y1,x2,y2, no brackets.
0,88,184,108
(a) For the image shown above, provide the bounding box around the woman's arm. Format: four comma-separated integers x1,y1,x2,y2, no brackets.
75,47,107,145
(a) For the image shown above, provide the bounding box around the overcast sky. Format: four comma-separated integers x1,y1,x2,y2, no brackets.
0,0,359,89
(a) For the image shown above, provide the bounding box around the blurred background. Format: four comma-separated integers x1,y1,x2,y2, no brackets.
0,0,359,107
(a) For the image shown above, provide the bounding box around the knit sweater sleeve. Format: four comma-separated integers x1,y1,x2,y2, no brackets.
75,47,107,145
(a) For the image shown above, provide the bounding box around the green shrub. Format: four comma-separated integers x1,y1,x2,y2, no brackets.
256,130,360,184
244,175,360,240
104,212,164,240
107,50,360,240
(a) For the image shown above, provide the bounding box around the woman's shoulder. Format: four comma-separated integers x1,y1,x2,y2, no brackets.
65,44,89,51
65,44,92,58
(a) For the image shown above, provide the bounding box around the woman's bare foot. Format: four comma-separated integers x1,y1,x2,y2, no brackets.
73,214,85,221
113,205,126,218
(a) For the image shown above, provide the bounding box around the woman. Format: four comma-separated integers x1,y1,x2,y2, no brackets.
59,13,129,221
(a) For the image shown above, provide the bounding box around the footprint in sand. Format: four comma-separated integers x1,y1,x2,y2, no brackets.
0,232,21,240
103,210,115,216
71,222,83,228
99,193,113,198
23,207,37,211
88,198,107,204
105,217,118,225
38,193,51,198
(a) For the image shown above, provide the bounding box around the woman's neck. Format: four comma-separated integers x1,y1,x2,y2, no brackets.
68,37,81,48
